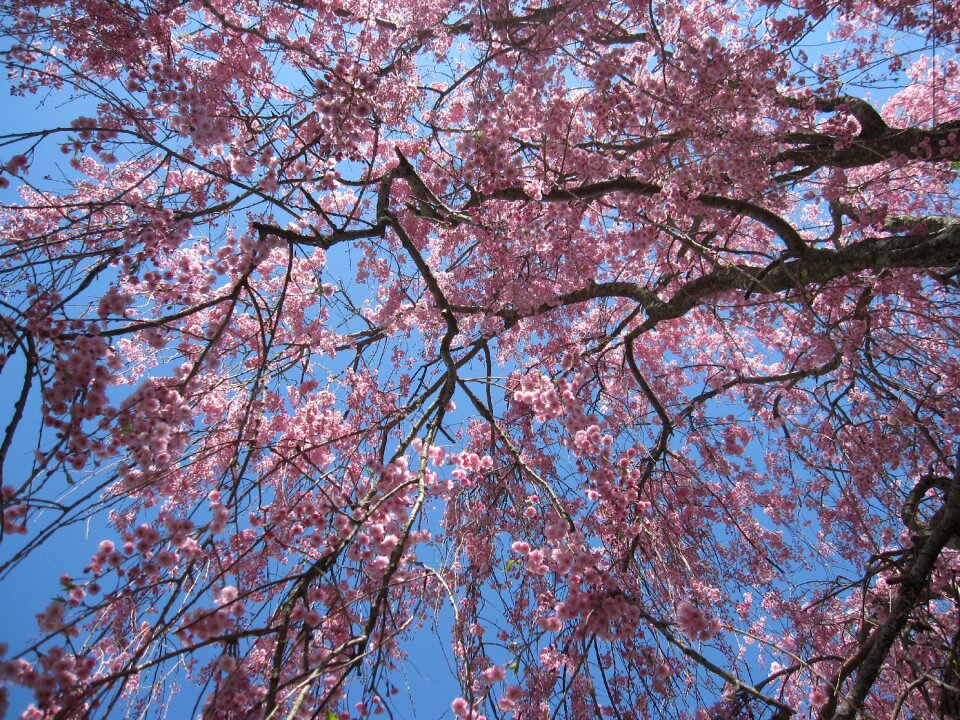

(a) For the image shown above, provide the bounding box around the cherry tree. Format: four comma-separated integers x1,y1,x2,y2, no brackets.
1,0,959,717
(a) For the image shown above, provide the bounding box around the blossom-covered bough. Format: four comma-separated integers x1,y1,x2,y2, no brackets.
1,0,959,717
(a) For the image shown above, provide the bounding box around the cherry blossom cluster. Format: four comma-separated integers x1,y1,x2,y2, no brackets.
43,334,115,420
458,102,525,191
310,58,377,159
38,334,122,471
178,593,245,645
127,205,193,260
676,601,722,642
202,652,267,719
0,154,28,189
0,646,95,718
112,380,192,488
149,57,235,149
1,498,28,535
95,287,133,319
511,373,565,422
450,450,494,485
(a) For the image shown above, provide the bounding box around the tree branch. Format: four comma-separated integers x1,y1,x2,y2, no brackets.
827,456,960,720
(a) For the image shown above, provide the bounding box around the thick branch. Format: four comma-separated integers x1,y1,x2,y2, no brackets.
828,458,960,720
776,120,960,173
251,221,387,248
480,219,960,332
814,96,889,139
634,220,960,333
477,178,808,254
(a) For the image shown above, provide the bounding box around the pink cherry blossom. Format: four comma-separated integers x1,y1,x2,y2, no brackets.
1,1,960,719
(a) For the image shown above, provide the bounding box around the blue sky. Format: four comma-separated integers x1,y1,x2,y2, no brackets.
0,64,474,716
2,4,955,718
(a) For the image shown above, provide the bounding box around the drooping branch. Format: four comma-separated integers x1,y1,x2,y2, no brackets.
620,592,796,718
826,457,960,720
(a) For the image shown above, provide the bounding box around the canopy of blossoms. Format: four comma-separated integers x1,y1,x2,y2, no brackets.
1,0,960,717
